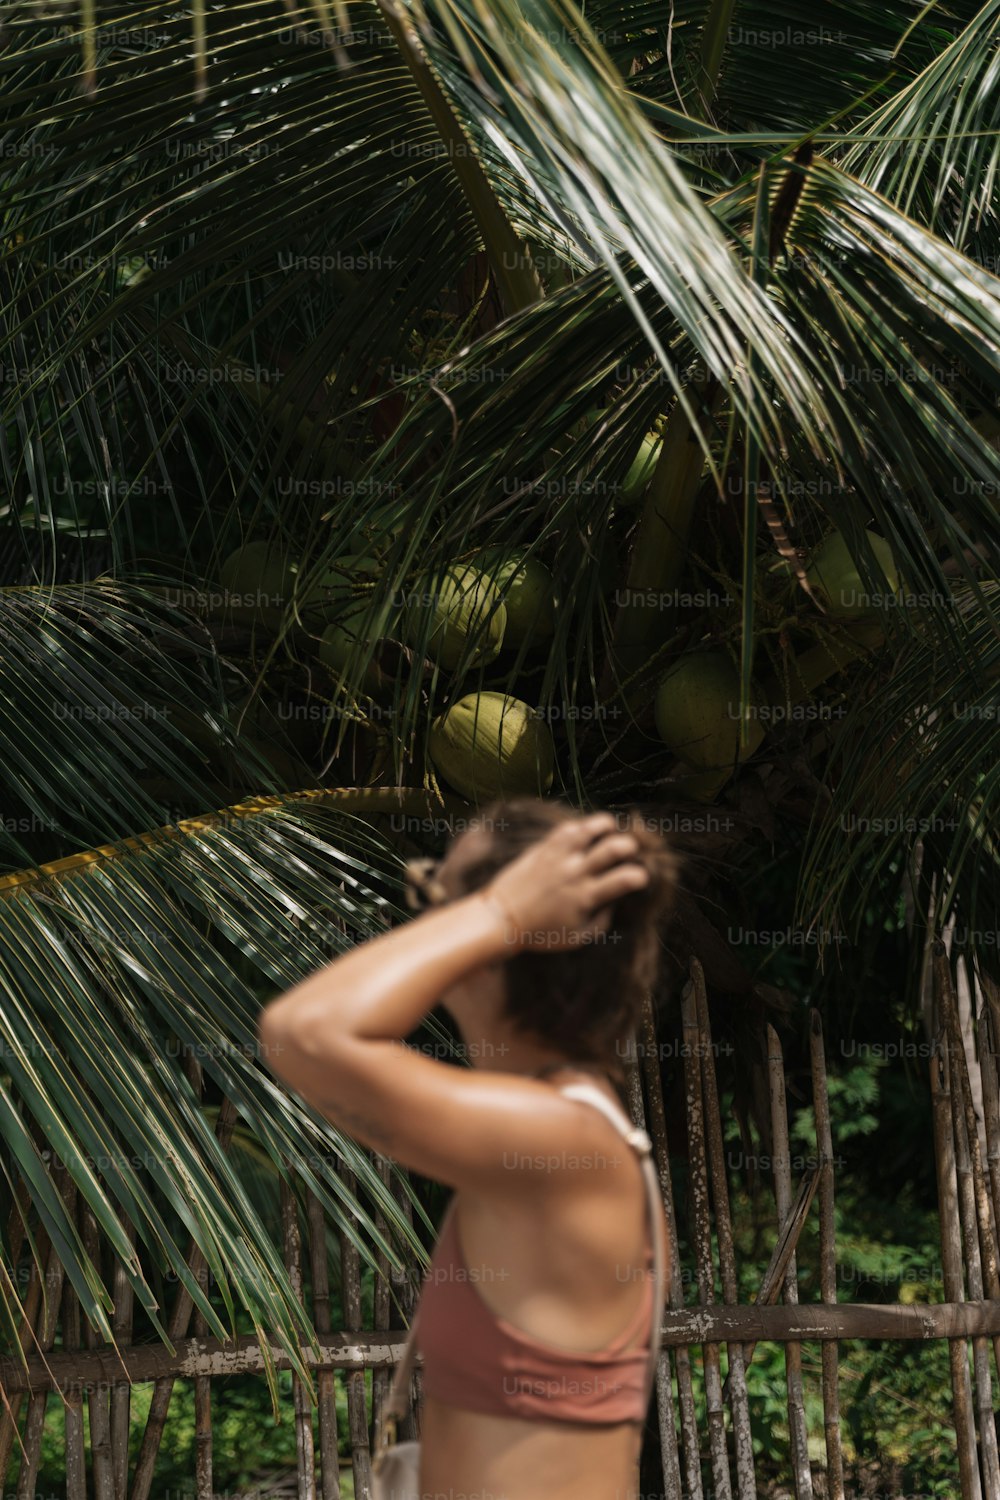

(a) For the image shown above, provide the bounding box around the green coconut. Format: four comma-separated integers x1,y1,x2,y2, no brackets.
404,565,506,670
618,430,663,508
474,549,556,647
218,541,295,624
654,652,764,770
805,529,899,620
317,614,389,697
428,692,555,802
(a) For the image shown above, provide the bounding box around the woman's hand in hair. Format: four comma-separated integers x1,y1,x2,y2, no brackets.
483,812,650,954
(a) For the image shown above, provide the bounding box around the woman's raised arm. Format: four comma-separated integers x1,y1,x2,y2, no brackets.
256,813,649,1190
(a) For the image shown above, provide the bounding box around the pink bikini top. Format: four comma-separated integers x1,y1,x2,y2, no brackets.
414,1083,658,1430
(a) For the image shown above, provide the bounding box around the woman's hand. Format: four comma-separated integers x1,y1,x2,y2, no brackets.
482,812,649,953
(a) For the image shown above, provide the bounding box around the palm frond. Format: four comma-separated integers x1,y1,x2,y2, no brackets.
841,0,1000,252
0,781,438,1385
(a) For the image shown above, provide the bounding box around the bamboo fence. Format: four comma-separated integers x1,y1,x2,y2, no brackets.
3,953,1000,1499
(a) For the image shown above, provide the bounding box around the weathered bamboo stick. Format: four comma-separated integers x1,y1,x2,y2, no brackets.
809,1010,843,1500
16,1162,70,1500
184,1047,214,1500
682,979,730,1500
130,1094,239,1500
80,1200,115,1500
938,955,1000,1354
728,1164,821,1398
306,1187,343,1500
721,1166,821,1397
930,1033,982,1500
281,1169,316,1500
620,1035,651,1500
339,1166,372,1500
635,998,685,1500
766,1024,814,1500
978,994,1000,1297
110,1212,136,1500
0,1169,53,1480
369,1156,392,1460
390,1173,420,1446
9,1298,1000,1398
192,1293,213,1500
937,955,1000,1497
691,964,755,1500
60,1171,86,1500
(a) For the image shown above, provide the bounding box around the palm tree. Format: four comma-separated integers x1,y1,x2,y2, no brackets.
2,0,1000,1456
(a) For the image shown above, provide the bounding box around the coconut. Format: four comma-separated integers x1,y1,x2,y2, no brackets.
404,565,506,669
428,692,555,802
618,430,663,508
805,530,899,620
317,614,389,697
474,549,556,647
654,651,764,770
218,541,295,624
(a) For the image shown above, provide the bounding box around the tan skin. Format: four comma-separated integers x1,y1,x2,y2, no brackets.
258,812,671,1500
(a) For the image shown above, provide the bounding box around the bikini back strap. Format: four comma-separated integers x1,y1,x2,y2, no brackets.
554,1081,667,1409
554,1080,654,1155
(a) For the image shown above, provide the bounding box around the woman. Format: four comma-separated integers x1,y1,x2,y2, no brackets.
258,800,678,1500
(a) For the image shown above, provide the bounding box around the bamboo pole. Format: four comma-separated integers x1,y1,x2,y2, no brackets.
281,1168,317,1500
391,1173,420,1446
682,978,730,1500
936,953,1000,1495
306,1187,343,1500
930,1030,982,1500
938,958,1000,1351
110,1212,136,1500
130,1094,239,1500
369,1155,393,1464
80,1199,115,1500
191,1291,213,1500
636,998,685,1500
809,1010,844,1500
16,1162,69,1500
978,993,1000,1294
10,1301,1000,1396
184,1047,214,1500
722,1167,821,1391
60,1171,86,1500
339,1166,372,1500
0,1166,53,1480
766,1024,814,1500
691,964,756,1499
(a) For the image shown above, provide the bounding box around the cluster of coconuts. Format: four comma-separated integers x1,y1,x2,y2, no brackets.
217,539,559,801
216,417,905,805
653,529,900,773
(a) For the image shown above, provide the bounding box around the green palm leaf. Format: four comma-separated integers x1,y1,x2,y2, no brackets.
0,781,438,1389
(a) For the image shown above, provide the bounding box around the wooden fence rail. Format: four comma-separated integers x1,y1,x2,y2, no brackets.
3,954,1000,1499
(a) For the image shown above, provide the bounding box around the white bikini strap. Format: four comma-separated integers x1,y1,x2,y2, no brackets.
554,1081,655,1156
555,1080,666,1410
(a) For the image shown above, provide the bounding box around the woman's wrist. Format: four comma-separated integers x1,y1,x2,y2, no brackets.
472,886,522,954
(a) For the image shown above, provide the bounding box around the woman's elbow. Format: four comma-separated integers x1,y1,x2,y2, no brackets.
257,1005,294,1076
257,1002,350,1079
